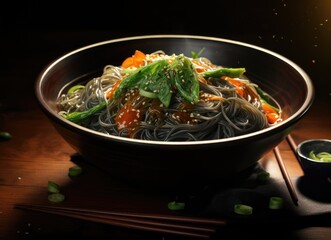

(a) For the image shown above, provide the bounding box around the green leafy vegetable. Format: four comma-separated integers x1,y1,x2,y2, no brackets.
113,59,169,100
169,55,200,104
113,55,199,107
139,61,173,107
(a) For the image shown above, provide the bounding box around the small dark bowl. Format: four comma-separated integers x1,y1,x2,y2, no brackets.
35,35,314,190
296,139,331,180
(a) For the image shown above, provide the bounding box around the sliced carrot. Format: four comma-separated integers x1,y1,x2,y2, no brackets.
262,102,281,124
222,76,243,87
222,76,245,97
262,103,277,114
121,57,134,68
106,79,122,99
133,50,146,61
121,50,146,68
266,112,281,124
223,76,282,124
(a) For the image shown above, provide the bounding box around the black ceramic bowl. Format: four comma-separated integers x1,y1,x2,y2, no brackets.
296,139,331,180
35,35,314,190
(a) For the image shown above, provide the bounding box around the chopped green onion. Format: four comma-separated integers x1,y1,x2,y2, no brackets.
68,166,83,177
167,201,185,211
47,181,60,193
309,150,319,160
309,150,331,162
68,85,85,94
269,196,284,210
202,67,246,78
0,131,12,141
48,193,65,203
191,48,205,59
234,204,253,215
257,171,270,182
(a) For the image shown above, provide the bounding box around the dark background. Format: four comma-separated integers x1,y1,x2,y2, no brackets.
1,0,330,110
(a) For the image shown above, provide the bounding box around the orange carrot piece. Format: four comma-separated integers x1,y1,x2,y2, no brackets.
221,76,245,97
121,57,134,68
106,79,122,99
133,50,146,61
262,103,277,114
266,112,281,124
121,50,146,68
262,102,281,124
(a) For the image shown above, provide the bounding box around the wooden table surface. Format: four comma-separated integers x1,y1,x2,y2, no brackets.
1,31,331,240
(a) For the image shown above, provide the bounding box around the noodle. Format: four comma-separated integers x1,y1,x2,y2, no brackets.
57,50,282,141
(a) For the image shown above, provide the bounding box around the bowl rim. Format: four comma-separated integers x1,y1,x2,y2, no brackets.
296,139,331,164
35,34,315,146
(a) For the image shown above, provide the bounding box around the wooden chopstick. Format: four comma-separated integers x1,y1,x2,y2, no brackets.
15,204,226,239
286,134,298,153
273,146,299,206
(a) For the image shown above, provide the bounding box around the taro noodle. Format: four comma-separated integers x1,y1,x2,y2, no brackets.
57,50,282,141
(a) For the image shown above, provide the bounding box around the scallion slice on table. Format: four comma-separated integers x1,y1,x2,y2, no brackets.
0,131,12,141
68,166,83,177
167,201,185,211
234,204,253,215
269,196,284,210
47,181,65,203
257,170,270,182
48,193,65,203
47,181,60,193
